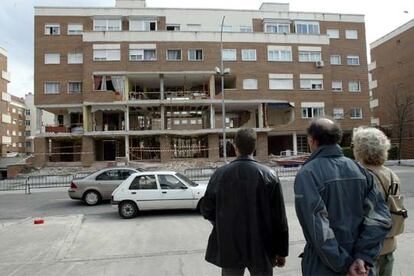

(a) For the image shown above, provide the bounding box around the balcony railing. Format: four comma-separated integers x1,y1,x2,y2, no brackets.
45,124,84,134
128,90,209,100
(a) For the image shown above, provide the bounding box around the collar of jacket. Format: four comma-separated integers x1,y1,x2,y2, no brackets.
304,144,343,165
231,155,256,163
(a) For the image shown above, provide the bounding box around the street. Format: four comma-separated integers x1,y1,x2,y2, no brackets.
0,166,413,275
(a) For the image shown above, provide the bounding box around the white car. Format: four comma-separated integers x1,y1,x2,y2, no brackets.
111,171,207,219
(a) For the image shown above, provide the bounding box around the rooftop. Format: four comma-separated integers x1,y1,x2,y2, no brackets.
370,18,414,49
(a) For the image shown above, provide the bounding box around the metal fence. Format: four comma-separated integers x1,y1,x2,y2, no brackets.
0,165,301,192
184,165,301,182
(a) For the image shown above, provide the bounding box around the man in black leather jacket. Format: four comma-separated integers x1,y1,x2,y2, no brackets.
201,128,289,276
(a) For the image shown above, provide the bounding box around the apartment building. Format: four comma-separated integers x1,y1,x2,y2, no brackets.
24,93,55,154
1,47,27,157
369,19,414,158
34,0,370,167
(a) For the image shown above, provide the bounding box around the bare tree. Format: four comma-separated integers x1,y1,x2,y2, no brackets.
387,83,414,164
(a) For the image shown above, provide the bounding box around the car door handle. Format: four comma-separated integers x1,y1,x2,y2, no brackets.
131,192,136,195
162,191,167,194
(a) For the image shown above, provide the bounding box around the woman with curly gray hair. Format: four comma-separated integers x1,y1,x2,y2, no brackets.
352,127,401,276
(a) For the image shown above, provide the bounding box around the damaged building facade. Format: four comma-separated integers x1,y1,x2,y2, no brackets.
34,0,369,166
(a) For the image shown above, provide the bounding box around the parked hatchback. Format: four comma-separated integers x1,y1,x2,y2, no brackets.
112,171,207,219
68,167,144,206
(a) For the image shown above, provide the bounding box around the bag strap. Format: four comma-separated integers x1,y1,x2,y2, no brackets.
389,172,399,196
367,168,389,199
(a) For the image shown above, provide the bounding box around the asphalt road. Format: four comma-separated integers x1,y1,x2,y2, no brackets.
0,165,413,221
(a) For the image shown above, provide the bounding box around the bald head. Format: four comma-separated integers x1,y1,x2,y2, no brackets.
307,117,343,146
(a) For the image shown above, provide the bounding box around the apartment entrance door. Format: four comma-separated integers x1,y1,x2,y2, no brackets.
103,140,117,161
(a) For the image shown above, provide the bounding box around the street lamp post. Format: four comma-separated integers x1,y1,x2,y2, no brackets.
220,16,227,161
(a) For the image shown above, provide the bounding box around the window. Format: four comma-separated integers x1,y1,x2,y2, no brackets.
94,19,122,31
350,107,363,119
222,49,237,61
44,53,60,64
240,26,253,32
93,45,121,61
44,24,60,35
26,120,30,126
6,130,10,135
44,82,60,94
241,49,257,61
18,143,23,148
345,29,358,39
19,131,23,136
93,76,119,92
166,24,180,31
26,131,31,136
300,79,323,90
330,55,341,65
12,108,16,113
158,175,186,190
327,29,339,39
269,74,294,90
26,141,32,148
129,49,157,61
26,110,30,115
119,170,135,180
265,23,290,34
243,79,258,90
298,51,322,62
348,81,361,92
166,49,182,61
295,21,320,34
347,55,360,65
332,81,343,92
129,175,157,190
96,170,121,181
68,82,82,93
220,25,232,32
129,20,157,31
267,46,292,62
301,105,325,118
300,75,324,90
188,49,203,61
12,131,16,136
67,53,83,64
67,24,83,35
333,108,344,119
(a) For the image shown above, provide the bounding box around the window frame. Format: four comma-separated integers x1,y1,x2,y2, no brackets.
348,81,361,92
332,81,343,92
243,79,258,90
67,23,83,35
295,21,320,35
267,48,292,62
298,51,322,62
333,108,344,120
347,55,360,65
166,49,183,61
300,79,324,91
93,49,121,61
327,28,340,39
188,49,203,61
44,53,60,65
345,29,358,40
129,49,157,61
241,49,257,61
67,53,83,64
93,19,122,31
44,82,60,94
301,107,325,119
330,54,341,65
268,76,294,90
222,49,237,61
68,81,83,94
265,23,290,34
44,24,60,35
350,107,363,119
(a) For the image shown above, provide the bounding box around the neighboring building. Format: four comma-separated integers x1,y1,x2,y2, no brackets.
370,19,414,158
34,0,370,167
24,93,55,154
0,47,26,157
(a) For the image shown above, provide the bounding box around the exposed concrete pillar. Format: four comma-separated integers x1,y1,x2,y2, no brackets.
293,131,298,155
81,136,94,167
36,108,42,134
208,133,220,161
161,106,166,129
160,74,165,100
256,132,268,161
125,106,130,131
83,105,89,132
210,105,215,129
125,135,130,163
160,135,171,162
258,104,264,128
209,75,215,99
34,137,48,167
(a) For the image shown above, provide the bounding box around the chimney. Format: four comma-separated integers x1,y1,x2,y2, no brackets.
116,0,146,8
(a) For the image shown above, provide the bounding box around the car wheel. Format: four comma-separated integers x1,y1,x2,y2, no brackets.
119,201,138,219
83,190,101,206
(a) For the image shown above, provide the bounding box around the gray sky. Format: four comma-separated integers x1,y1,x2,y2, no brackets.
0,0,413,98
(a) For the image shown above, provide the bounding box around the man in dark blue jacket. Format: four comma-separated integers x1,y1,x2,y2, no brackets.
294,117,391,276
202,128,289,276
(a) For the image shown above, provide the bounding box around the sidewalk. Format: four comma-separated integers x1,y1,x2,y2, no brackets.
1,206,413,275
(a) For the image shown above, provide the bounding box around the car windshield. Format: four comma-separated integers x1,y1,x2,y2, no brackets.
176,173,198,187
